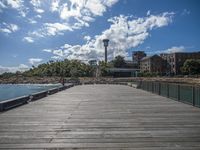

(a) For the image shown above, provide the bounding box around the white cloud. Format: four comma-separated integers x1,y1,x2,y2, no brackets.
34,8,44,13
84,35,91,41
29,58,43,65
0,0,27,17
25,0,119,40
26,22,73,40
6,0,22,9
163,46,186,53
23,36,34,43
0,1,7,12
51,56,60,60
58,0,118,24
28,18,37,24
30,0,46,15
61,44,72,49
104,0,119,7
148,46,187,55
0,28,12,34
50,0,60,12
43,49,52,53
30,0,41,7
9,24,19,32
0,1,7,8
147,10,151,16
52,49,63,57
44,23,73,35
0,64,29,74
0,23,19,34
36,14,42,18
43,12,174,61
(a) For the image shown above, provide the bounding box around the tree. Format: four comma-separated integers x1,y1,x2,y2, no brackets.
99,61,112,76
181,59,200,75
112,55,126,68
21,59,94,77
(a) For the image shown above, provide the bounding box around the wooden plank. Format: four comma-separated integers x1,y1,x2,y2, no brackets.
0,84,200,149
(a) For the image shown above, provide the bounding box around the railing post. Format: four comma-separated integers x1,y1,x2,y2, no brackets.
0,103,3,111
167,83,169,98
177,84,180,101
158,82,161,95
152,82,154,93
192,86,195,106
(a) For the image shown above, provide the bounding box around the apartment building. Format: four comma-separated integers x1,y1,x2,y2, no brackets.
140,55,165,73
160,52,200,75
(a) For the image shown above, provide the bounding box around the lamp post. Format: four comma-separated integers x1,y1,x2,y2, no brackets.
103,39,109,63
60,50,64,86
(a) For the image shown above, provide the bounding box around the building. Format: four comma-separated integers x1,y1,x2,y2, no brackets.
140,55,165,73
160,52,200,75
88,60,97,66
107,68,140,77
125,60,138,68
132,51,146,66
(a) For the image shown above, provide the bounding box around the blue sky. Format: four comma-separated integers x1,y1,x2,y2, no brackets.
0,0,200,73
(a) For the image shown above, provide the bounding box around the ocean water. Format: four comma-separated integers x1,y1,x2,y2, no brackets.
0,84,62,102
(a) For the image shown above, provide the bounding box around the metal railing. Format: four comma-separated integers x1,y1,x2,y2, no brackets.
138,81,200,108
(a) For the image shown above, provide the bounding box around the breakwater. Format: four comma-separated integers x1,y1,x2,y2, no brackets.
0,84,74,111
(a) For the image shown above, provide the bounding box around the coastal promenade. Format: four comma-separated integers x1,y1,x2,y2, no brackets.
0,84,200,149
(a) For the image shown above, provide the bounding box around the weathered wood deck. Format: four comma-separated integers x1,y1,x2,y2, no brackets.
0,84,200,149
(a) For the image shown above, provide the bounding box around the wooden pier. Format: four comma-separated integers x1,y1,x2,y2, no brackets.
0,84,200,149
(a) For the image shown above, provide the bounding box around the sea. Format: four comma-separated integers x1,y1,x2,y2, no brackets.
0,84,62,102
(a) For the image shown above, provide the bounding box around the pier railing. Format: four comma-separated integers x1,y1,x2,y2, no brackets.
138,81,200,108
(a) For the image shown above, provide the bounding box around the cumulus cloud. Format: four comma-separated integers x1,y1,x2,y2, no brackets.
24,0,119,42
84,35,91,41
43,23,73,35
148,46,187,55
27,22,73,39
28,58,43,65
43,12,174,61
2,0,119,41
5,0,22,9
0,64,29,74
163,46,186,53
0,0,27,17
50,0,60,12
9,24,19,31
0,23,19,34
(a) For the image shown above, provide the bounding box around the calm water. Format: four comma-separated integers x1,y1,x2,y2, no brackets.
0,84,62,102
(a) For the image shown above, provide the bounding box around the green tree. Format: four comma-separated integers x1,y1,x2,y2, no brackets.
181,59,200,75
112,55,126,68
99,61,112,76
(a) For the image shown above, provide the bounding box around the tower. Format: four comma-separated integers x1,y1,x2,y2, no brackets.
103,39,109,63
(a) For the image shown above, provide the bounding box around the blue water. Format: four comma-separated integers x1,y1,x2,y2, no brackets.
0,84,62,102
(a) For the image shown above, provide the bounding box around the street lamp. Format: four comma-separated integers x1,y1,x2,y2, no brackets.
103,39,109,63
60,50,64,86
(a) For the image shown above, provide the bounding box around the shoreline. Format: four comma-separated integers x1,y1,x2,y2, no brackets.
0,76,200,85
